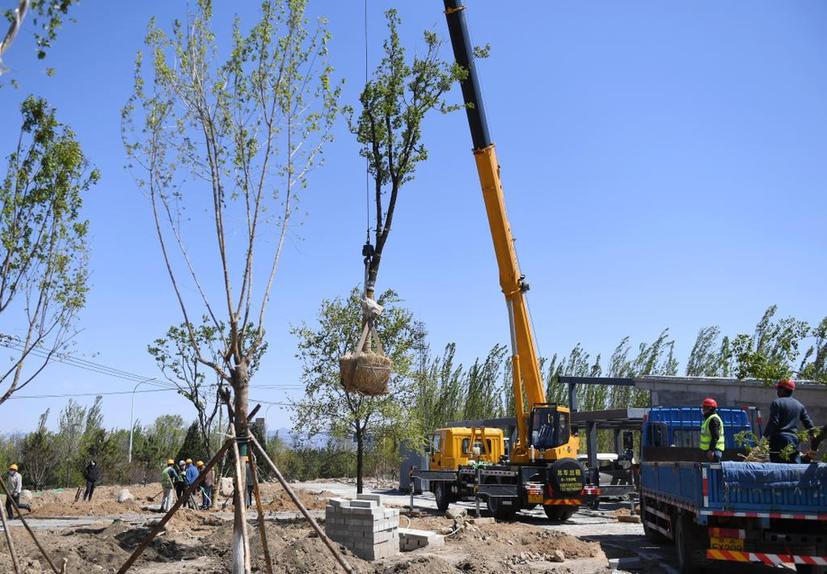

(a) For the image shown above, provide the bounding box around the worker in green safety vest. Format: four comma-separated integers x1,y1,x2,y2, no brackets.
700,397,725,462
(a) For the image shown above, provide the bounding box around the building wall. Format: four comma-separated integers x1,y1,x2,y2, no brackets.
637,376,827,429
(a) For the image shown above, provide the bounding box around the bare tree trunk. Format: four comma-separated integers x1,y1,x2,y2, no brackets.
231,363,251,574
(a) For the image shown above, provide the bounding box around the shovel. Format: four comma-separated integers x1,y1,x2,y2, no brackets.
145,489,164,502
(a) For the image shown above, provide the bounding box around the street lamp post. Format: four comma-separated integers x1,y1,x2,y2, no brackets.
128,380,155,464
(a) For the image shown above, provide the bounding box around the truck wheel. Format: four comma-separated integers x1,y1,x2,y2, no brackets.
674,511,705,574
543,505,576,522
486,496,517,520
434,482,450,512
640,496,668,543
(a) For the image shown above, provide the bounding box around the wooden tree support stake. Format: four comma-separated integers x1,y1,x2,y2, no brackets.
229,424,253,574
0,497,22,574
116,438,232,574
249,456,274,574
248,433,354,574
0,479,59,574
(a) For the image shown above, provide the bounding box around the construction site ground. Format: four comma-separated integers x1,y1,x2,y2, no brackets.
1,480,779,573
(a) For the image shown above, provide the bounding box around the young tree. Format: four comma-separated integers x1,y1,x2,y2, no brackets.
413,343,465,437
56,398,84,485
731,306,810,382
800,317,827,383
122,1,338,568
148,320,250,457
20,408,57,489
348,9,464,298
137,414,186,470
463,344,508,420
176,421,209,465
0,96,98,405
686,326,723,377
292,288,425,493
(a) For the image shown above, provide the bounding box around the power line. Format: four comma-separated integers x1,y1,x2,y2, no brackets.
8,388,179,400
0,336,168,386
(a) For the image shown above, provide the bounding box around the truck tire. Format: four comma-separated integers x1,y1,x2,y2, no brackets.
543,505,576,522
434,482,450,512
674,511,706,574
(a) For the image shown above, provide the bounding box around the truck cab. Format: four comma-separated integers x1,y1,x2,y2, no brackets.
429,427,504,471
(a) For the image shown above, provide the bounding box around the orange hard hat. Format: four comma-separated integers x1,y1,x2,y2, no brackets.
777,378,796,391
702,398,717,409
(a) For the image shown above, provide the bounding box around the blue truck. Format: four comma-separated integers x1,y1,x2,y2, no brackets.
640,406,827,573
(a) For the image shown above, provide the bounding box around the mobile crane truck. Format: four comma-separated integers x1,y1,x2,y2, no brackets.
411,0,586,522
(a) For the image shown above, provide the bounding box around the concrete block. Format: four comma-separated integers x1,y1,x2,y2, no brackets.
327,498,346,508
350,499,376,508
398,528,444,552
357,493,382,504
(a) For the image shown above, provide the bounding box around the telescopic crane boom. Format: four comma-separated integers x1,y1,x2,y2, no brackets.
443,0,546,463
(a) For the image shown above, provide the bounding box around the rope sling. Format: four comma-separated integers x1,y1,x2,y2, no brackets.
339,297,392,395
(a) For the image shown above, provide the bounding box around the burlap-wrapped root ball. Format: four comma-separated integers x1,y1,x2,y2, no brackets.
340,351,392,395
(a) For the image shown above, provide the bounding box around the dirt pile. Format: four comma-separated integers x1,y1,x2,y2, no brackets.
1,503,606,573
25,482,335,518
27,484,162,518
259,486,334,512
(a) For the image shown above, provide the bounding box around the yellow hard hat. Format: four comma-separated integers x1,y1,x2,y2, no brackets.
185,458,193,464
196,460,204,467
8,464,18,471
167,459,175,465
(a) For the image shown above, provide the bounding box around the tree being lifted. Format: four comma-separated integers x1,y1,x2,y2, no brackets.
122,0,339,571
340,9,465,397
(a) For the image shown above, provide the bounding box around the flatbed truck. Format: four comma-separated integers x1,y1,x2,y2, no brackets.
640,407,827,573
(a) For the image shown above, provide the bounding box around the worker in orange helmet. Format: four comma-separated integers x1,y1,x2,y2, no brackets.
763,378,815,463
700,398,724,462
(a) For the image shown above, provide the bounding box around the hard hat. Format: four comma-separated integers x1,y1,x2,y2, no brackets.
777,378,796,391
702,398,718,409
8,464,17,471
185,458,193,464
167,459,175,465
178,460,185,465
196,460,204,467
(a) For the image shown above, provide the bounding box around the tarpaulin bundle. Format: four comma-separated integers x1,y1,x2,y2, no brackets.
339,298,392,396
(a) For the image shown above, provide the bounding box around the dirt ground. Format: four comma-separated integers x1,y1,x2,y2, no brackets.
25,482,333,518
2,491,607,574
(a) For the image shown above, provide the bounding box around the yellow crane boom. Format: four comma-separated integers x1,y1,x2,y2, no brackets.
444,0,546,462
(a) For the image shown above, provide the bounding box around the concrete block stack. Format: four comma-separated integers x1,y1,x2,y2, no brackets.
325,493,399,561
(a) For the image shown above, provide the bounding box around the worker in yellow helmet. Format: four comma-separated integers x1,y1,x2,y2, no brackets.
160,459,178,512
5,463,30,519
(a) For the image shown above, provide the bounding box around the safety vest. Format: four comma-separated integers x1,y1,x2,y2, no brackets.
700,413,725,452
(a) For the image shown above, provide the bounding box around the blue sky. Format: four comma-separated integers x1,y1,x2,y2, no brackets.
1,1,825,434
